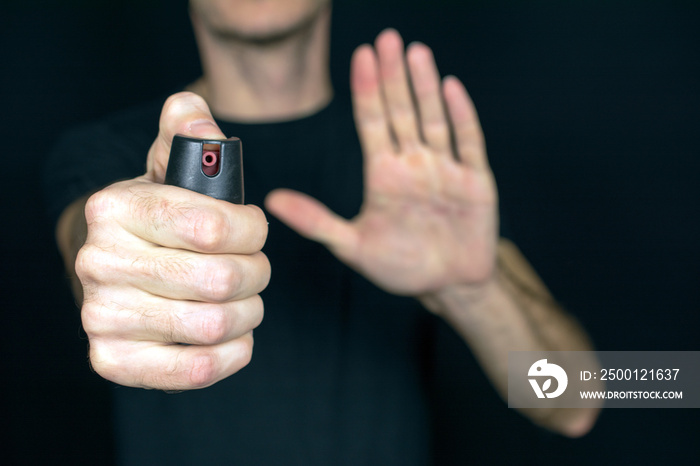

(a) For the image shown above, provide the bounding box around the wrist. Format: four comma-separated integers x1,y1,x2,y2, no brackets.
418,271,501,320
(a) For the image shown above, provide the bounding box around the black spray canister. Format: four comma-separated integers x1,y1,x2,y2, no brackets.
164,135,244,204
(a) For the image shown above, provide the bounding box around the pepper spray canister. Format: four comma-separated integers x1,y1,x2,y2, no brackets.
164,135,244,204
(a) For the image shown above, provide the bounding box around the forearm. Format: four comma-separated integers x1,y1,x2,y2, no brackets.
420,239,599,437
56,194,90,303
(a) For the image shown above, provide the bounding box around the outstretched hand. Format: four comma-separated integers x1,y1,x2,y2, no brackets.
266,29,498,297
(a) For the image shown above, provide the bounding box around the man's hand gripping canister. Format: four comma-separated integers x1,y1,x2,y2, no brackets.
165,135,244,204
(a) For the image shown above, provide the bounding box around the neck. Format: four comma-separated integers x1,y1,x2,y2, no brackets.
189,6,333,123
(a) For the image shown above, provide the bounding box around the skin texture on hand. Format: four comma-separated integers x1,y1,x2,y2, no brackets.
266,29,498,297
70,92,271,391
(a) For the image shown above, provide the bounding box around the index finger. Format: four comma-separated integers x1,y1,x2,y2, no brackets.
89,180,268,254
146,92,226,183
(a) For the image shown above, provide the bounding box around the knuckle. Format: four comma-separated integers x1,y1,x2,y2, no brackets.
189,210,230,252
73,244,91,279
201,260,239,302
187,352,220,388
87,339,119,382
81,301,107,337
84,189,115,225
197,306,229,345
75,243,107,282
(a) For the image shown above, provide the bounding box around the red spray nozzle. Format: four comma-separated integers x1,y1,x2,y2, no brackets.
201,144,220,176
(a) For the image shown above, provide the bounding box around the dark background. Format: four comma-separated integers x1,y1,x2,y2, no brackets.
3,0,699,464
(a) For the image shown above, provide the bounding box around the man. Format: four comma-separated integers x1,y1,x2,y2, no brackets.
46,0,598,463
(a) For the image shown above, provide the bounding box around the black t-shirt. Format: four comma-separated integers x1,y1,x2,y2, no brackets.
45,94,456,465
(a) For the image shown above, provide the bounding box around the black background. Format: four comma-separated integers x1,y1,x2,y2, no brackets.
3,0,699,464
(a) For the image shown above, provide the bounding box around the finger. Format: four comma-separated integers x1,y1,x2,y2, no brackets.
78,240,271,302
406,42,452,155
375,29,421,149
442,75,487,168
131,249,270,302
265,189,358,260
146,92,226,183
88,332,254,390
351,44,395,158
129,250,270,302
82,292,264,346
86,181,268,255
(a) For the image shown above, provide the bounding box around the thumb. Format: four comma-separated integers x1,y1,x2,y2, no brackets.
265,189,358,259
146,92,226,183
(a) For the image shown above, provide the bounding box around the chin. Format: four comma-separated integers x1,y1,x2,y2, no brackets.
192,0,330,42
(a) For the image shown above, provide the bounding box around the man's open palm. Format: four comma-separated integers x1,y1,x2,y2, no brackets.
266,29,498,296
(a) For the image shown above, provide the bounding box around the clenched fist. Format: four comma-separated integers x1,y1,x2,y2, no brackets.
73,92,270,391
